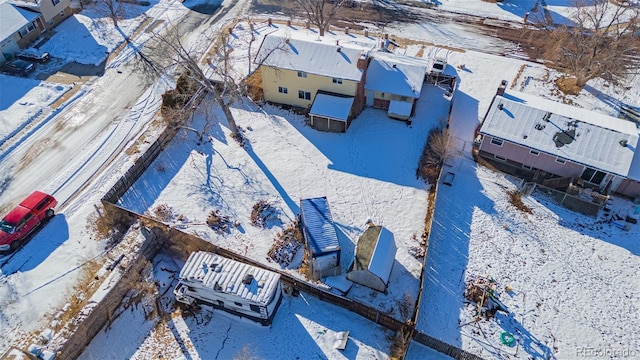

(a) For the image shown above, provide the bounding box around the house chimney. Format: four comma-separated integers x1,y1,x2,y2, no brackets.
268,18,272,26
249,22,254,32
496,80,507,96
357,52,368,70
287,19,291,27
345,27,350,34
305,21,310,29
228,27,233,34
364,30,369,37
337,46,342,53
384,33,389,39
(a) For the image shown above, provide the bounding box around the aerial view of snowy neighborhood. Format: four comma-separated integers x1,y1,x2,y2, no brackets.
0,0,639,358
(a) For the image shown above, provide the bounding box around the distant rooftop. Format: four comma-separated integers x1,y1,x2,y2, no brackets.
480,91,639,177
255,26,377,81
0,2,40,42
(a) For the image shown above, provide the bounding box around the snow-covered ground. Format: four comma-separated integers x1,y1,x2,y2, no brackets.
1,0,639,358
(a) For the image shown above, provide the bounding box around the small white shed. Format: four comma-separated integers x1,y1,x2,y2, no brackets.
347,225,396,292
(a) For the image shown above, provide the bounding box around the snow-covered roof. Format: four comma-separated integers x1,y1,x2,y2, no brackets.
627,144,640,182
300,197,340,256
309,93,354,122
255,28,374,81
366,226,396,285
480,91,639,177
0,2,41,42
388,100,413,118
365,51,428,98
178,251,281,305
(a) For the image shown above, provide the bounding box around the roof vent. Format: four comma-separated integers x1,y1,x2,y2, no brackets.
392,63,397,68
620,139,628,147
543,112,551,122
242,274,254,284
497,103,503,110
535,123,545,130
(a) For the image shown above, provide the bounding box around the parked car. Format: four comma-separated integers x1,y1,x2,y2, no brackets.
430,57,447,75
16,50,51,63
1,59,35,76
0,191,57,253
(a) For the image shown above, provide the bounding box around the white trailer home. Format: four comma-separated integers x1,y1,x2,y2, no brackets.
174,251,283,326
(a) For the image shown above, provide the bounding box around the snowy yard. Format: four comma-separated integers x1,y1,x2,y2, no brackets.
0,0,639,357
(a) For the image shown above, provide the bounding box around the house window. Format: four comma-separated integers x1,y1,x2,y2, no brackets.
555,157,566,164
234,302,243,307
297,71,307,78
18,24,35,37
278,86,288,94
581,167,607,185
529,150,539,156
332,78,342,84
494,155,507,162
298,91,311,100
490,138,503,147
249,304,261,313
400,96,408,101
52,0,61,5
522,164,532,170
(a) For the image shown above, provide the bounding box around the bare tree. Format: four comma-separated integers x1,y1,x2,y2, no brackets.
294,0,348,36
143,22,286,141
527,0,639,90
143,26,243,138
95,0,126,28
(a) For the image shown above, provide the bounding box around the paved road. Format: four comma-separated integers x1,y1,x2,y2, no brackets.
0,0,251,353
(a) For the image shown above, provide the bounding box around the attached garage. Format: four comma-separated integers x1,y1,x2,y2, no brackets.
388,99,414,121
309,92,355,133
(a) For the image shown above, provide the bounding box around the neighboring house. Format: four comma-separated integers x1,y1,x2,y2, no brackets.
255,28,375,132
347,225,396,293
299,197,341,280
364,50,428,121
478,85,640,198
173,251,283,326
11,0,72,31
0,2,45,62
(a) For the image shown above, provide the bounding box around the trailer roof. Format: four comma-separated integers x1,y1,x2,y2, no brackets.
179,251,281,305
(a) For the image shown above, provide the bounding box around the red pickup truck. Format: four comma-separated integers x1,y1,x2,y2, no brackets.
0,191,57,253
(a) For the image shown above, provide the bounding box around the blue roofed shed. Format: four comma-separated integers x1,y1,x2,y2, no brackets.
299,197,341,279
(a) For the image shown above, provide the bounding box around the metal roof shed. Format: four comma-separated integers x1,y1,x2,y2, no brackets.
300,197,341,278
347,226,396,292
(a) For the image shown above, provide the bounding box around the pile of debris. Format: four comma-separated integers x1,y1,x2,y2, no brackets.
268,220,304,267
464,275,508,319
250,199,279,228
206,209,232,234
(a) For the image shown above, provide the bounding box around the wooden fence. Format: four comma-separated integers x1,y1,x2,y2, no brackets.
92,84,482,359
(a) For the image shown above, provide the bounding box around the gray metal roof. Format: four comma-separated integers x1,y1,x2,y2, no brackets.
480,91,639,177
0,2,40,42
300,197,340,256
179,251,280,305
364,50,428,98
354,226,396,285
255,28,374,81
